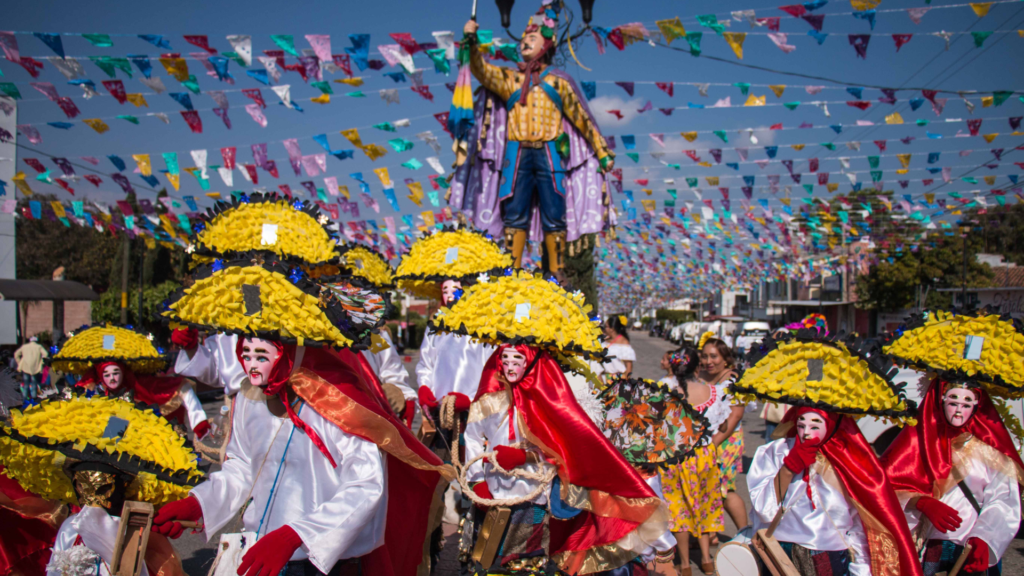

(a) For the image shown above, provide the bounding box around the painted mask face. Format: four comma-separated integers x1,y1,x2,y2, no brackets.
942,387,978,428
101,364,123,391
796,412,828,445
520,31,547,62
501,349,529,384
441,280,463,307
241,338,282,388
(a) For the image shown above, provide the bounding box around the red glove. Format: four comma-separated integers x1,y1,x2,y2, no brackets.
473,481,494,504
494,445,527,470
171,327,199,350
192,420,211,440
915,496,962,533
449,392,472,412
418,386,438,409
403,400,416,429
237,525,303,576
783,441,819,475
962,537,989,574
152,496,203,539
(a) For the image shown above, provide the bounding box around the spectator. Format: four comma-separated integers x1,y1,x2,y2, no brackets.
13,337,48,402
597,315,635,382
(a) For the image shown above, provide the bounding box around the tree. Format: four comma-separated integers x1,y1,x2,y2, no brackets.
92,280,180,334
855,228,993,312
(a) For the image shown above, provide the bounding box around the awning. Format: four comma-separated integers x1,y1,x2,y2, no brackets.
0,280,99,301
768,300,853,307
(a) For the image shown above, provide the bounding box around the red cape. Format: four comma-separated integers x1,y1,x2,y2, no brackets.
882,378,1024,497
475,344,663,573
238,343,451,576
0,466,64,576
781,408,924,576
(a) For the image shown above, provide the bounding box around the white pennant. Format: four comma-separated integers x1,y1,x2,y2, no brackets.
226,35,252,66
271,85,293,108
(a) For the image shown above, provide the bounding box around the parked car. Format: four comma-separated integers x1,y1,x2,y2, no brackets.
731,322,772,356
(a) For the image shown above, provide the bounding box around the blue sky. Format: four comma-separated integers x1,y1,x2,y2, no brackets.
4,0,1024,230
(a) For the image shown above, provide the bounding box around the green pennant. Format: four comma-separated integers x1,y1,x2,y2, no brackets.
992,90,1013,106
971,31,992,48
626,152,640,163
498,44,521,63
223,52,248,67
685,32,703,56
916,119,929,126
667,164,681,169
311,81,333,95
388,138,414,152
402,158,423,170
181,75,201,94
803,184,814,195
110,57,133,77
426,48,452,75
962,177,978,184
270,34,300,56
868,156,880,169
696,15,725,35
871,170,882,182
347,91,366,98
783,102,800,111
89,56,119,78
82,33,113,47
116,115,139,124
686,177,698,187
713,130,728,143
821,142,836,150
667,189,677,199
373,122,397,132
733,82,750,96
0,82,21,99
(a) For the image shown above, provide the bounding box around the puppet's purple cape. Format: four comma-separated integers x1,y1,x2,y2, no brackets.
448,70,614,242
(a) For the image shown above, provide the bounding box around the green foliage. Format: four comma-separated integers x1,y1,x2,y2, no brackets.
565,233,598,314
92,281,180,332
656,309,696,323
855,232,993,312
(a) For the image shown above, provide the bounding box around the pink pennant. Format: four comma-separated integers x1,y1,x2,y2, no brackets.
659,108,674,116
242,88,266,108
30,82,60,101
389,33,421,55
244,103,268,127
221,147,236,169
779,5,807,18
967,118,982,136
768,33,796,54
332,54,352,77
637,100,653,113
817,172,829,185
184,35,217,54
0,31,20,63
213,107,231,129
102,80,127,104
893,34,913,52
56,97,80,119
412,85,434,101
243,164,259,184
181,110,203,133
84,174,102,187
18,57,44,78
757,17,781,32
305,34,333,63
931,98,947,116
301,155,322,177
808,158,819,172
874,140,887,151
847,101,871,110
656,82,674,97
17,125,42,144
805,86,824,95
906,7,930,25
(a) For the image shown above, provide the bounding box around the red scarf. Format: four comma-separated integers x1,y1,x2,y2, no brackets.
475,344,660,564
882,378,1024,497
233,339,337,468
782,407,924,576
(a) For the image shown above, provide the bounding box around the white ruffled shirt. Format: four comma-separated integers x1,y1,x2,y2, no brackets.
190,380,387,573
415,327,496,399
49,506,149,576
902,437,1021,568
601,342,636,377
748,438,871,576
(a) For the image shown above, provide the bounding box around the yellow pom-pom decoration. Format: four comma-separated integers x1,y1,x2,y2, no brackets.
53,324,166,376
0,395,202,506
395,227,512,300
431,270,603,359
307,244,395,289
883,311,1024,398
697,331,716,351
732,333,916,427
164,258,389,350
192,195,338,266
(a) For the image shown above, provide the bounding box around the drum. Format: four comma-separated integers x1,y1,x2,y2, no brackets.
716,541,760,576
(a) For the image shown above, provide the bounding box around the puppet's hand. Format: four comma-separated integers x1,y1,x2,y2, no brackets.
448,392,472,412
418,386,438,410
963,537,989,573
915,496,962,533
171,327,199,352
381,382,407,415
782,441,818,475
494,445,528,470
152,496,202,539
600,155,614,174
237,525,303,576
464,20,479,36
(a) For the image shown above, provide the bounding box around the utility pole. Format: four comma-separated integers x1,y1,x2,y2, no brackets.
119,236,130,324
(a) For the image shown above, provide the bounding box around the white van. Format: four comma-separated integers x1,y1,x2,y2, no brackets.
732,322,772,355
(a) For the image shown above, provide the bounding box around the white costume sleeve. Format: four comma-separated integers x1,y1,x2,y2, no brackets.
190,395,254,536
973,466,1021,566
464,409,496,486
174,334,246,396
289,434,386,572
415,328,438,396
49,507,150,576
180,384,208,431
362,330,415,400
464,400,553,505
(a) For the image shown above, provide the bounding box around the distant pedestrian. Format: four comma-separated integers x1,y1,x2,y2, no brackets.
13,337,48,402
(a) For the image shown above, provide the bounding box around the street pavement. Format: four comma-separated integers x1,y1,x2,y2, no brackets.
176,330,1024,575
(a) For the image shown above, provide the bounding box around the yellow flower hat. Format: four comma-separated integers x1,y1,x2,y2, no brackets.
395,226,513,300
431,269,604,359
0,395,203,506
53,324,167,376
731,333,917,426
190,194,339,267
307,244,396,289
882,310,1024,398
164,255,390,350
